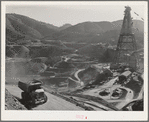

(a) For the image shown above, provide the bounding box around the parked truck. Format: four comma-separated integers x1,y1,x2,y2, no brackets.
18,79,47,105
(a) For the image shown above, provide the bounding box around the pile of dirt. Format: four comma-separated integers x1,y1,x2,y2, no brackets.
78,67,100,85
5,89,27,110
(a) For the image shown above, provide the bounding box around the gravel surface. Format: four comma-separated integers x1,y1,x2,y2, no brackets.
5,89,27,110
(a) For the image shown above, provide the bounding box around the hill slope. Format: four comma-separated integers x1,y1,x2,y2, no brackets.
62,20,144,34
59,24,72,31
6,14,59,43
6,13,144,50
43,20,144,47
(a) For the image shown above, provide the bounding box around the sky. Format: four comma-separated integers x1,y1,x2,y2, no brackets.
5,1,146,27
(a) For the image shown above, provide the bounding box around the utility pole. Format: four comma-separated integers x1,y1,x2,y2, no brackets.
114,6,138,70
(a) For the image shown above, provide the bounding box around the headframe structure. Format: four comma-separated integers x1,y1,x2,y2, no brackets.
114,6,138,70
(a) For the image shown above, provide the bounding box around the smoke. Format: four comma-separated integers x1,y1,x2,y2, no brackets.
5,59,43,84
6,61,28,77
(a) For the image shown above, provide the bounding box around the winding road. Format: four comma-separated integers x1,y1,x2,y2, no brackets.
81,75,135,109
66,67,137,109
115,87,134,109
5,85,84,110
5,58,143,111
66,67,143,110
68,69,85,86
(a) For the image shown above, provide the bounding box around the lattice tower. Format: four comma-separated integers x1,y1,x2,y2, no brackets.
114,6,138,70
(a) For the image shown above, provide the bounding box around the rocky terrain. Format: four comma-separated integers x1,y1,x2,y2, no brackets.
5,89,27,110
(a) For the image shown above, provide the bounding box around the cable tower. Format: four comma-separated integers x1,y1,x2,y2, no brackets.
114,6,138,70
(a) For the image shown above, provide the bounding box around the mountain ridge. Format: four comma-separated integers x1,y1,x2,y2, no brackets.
6,13,144,47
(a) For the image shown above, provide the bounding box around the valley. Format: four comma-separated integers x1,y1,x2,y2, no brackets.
5,9,144,111
5,44,144,111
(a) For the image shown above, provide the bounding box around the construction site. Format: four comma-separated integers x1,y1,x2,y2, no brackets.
5,6,144,111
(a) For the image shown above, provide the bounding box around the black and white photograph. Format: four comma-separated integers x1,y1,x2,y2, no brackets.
1,1,148,121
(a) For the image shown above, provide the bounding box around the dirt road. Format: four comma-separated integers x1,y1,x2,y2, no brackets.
115,87,134,109
6,85,84,110
82,76,135,109
69,69,85,86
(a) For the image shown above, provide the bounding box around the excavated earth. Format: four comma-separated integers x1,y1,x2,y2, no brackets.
5,89,27,110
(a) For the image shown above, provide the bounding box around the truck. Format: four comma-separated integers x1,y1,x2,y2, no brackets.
18,79,47,105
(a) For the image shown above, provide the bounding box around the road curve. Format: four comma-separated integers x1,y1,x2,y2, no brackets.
115,87,134,109
6,85,84,110
74,69,85,86
68,69,85,86
82,76,135,109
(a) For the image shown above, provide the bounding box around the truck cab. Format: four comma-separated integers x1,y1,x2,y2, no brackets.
31,89,46,104
18,79,47,106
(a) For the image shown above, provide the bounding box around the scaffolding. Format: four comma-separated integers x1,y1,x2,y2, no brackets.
114,6,138,70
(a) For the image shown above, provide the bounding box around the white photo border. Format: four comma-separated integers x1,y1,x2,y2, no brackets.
1,1,148,121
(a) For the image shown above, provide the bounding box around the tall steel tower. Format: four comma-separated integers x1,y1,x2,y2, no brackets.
114,6,138,70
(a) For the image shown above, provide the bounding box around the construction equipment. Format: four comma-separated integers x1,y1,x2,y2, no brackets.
18,79,47,105
113,6,138,70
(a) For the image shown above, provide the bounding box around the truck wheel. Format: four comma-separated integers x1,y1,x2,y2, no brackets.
43,94,48,103
21,92,28,105
31,98,36,105
21,92,26,100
